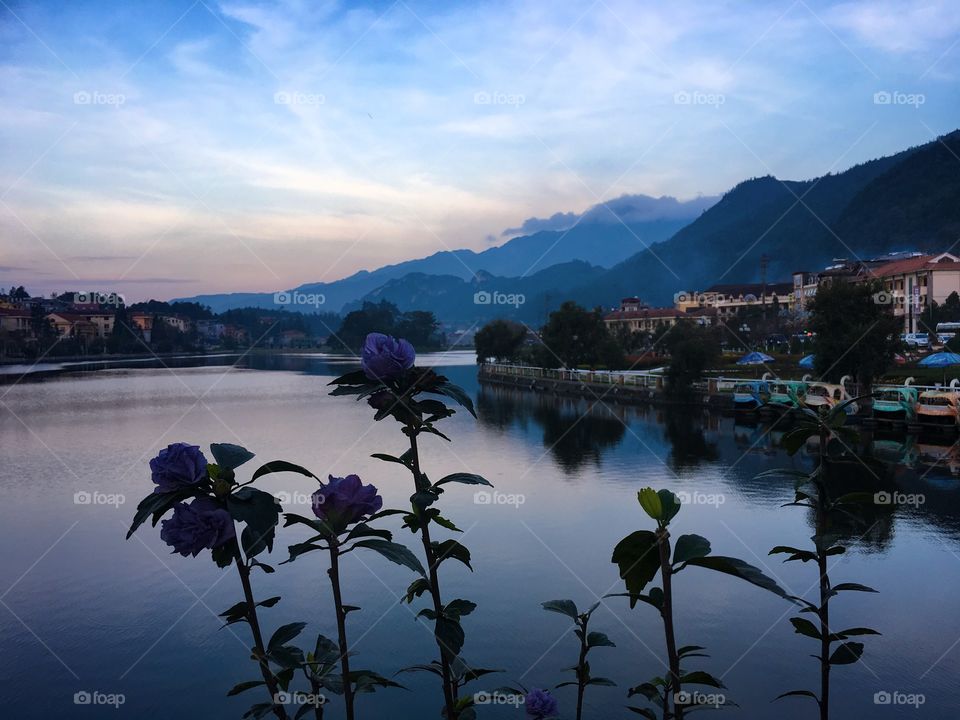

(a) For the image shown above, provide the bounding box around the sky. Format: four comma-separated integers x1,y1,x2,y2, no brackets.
0,0,958,301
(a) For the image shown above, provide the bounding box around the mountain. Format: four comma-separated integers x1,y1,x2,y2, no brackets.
173,194,715,313
343,260,607,325
561,131,960,309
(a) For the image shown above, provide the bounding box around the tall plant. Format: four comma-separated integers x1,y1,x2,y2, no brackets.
767,400,880,720
540,599,616,720
610,488,789,719
279,471,413,719
126,442,295,720
329,333,493,719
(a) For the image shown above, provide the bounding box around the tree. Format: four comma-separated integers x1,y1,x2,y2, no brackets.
395,310,440,347
661,321,721,397
474,319,527,363
807,280,901,396
536,301,623,369
337,301,400,348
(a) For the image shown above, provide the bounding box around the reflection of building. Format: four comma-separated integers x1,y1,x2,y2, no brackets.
675,283,794,320
604,297,715,333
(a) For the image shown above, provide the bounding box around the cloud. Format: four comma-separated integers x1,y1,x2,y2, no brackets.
502,211,580,237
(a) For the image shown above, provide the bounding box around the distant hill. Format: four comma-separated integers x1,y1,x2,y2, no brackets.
560,131,959,309
173,194,715,314
344,260,607,325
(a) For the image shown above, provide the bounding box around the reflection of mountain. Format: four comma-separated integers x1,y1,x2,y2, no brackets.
476,384,625,472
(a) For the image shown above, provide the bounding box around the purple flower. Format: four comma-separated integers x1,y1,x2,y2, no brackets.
312,474,383,535
361,333,415,381
160,497,235,557
525,689,559,719
150,443,208,494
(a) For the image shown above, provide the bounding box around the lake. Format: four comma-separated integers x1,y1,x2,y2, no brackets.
1,351,958,719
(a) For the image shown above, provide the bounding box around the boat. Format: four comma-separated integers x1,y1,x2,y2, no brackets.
916,382,960,431
765,378,807,413
732,380,769,412
802,375,859,414
872,383,919,424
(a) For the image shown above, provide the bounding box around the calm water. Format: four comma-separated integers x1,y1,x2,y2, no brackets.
1,352,959,719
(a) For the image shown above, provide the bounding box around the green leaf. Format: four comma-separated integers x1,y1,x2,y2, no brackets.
828,642,864,665
228,487,281,556
210,443,255,470
435,616,465,658
432,539,473,570
370,453,411,468
328,369,372,386
434,473,493,488
637,488,662,521
627,683,660,700
444,599,477,619
586,677,617,686
541,599,579,620
227,680,265,696
587,631,615,648
430,513,462,533
269,622,307,650
251,460,317,482
677,644,708,659
770,545,818,563
657,490,681,523
684,555,788,598
775,689,819,703
830,582,878,594
126,490,188,539
680,670,725,689
404,578,431,604
611,530,661,604
673,534,711,565
790,617,822,640
430,381,476,417
830,627,880,641
352,539,426,576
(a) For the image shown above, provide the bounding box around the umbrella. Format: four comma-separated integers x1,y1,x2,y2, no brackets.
918,352,960,367
737,351,774,365
798,354,815,369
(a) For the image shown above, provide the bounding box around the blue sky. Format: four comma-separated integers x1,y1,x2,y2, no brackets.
1,0,958,300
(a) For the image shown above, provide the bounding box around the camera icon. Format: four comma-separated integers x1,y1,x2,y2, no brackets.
273,292,292,305
874,491,892,505
473,91,491,105
872,291,893,305
473,691,492,705
474,291,491,305
74,691,92,705
74,491,92,505
274,691,292,704
673,91,691,105
275,491,292,505
273,91,292,105
473,490,492,505
674,691,692,704
675,491,691,504
874,691,892,705
73,91,91,105
873,91,892,105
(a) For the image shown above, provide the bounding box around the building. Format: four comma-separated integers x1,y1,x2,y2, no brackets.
604,298,715,334
46,312,100,341
674,283,794,319
869,252,960,333
0,307,32,333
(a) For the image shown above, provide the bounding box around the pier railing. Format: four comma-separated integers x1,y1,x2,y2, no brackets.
479,363,666,389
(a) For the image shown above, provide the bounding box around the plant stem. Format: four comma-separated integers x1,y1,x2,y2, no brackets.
817,425,830,720
407,430,458,720
575,617,588,720
233,543,288,720
328,539,355,720
657,529,683,720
